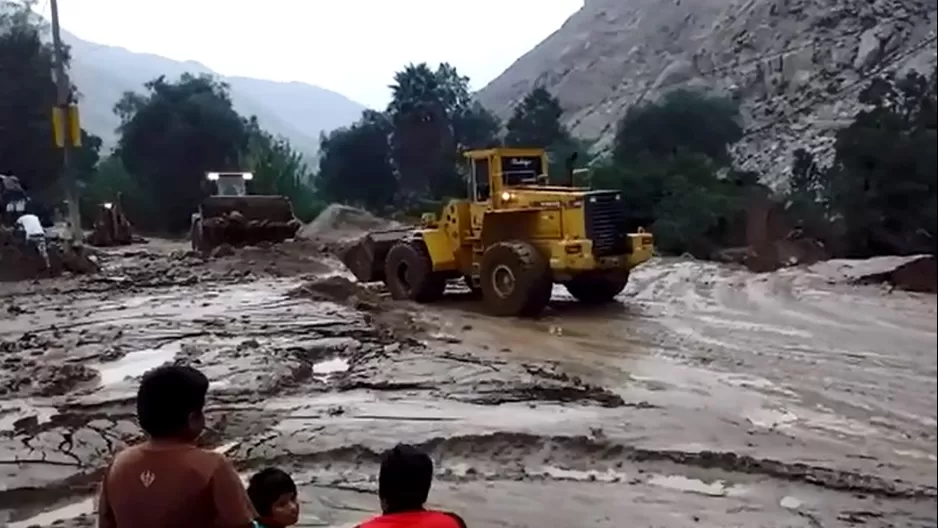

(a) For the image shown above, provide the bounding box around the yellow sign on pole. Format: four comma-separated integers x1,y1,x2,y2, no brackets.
51,104,82,148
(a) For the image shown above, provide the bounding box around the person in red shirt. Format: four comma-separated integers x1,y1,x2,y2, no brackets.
97,365,256,528
357,444,466,528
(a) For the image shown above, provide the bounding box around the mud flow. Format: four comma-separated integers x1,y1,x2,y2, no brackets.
0,234,935,527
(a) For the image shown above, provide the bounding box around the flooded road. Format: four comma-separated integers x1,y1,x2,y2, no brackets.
0,244,934,527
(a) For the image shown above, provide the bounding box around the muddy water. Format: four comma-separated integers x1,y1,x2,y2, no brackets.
1,250,935,527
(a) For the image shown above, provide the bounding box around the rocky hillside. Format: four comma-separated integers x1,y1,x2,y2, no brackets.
477,0,937,185
63,31,367,156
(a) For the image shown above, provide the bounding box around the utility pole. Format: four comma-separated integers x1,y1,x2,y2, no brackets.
49,0,83,245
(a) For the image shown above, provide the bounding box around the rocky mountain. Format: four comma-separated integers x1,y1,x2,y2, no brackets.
477,0,937,185
63,31,367,157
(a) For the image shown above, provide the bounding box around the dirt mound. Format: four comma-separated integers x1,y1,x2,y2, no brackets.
0,228,99,281
714,191,830,272
288,275,381,306
297,204,399,243
852,254,937,293
205,239,338,278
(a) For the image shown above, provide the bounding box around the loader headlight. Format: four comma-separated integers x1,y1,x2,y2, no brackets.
242,172,254,181
103,202,113,210
207,172,220,181
500,191,515,202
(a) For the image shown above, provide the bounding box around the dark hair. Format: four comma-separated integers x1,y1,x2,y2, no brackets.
378,444,433,512
136,365,209,438
248,468,297,516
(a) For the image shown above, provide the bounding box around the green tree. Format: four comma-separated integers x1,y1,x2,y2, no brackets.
243,118,323,222
825,68,936,256
115,73,249,232
504,87,587,183
454,102,501,151
504,87,570,149
317,110,396,212
599,89,749,255
0,0,101,205
79,154,153,228
73,131,103,182
613,89,742,167
387,62,473,201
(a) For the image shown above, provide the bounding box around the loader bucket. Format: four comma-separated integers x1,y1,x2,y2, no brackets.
196,195,301,250
341,227,415,283
200,195,296,222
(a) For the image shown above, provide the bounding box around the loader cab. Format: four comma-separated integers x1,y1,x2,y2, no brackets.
207,171,253,197
464,148,550,209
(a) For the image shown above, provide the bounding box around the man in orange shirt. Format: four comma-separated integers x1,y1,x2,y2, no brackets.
357,444,467,528
97,365,256,528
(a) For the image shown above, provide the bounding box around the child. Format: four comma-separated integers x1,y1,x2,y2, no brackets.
248,467,301,528
97,365,255,528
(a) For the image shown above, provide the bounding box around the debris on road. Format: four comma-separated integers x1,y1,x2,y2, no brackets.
0,227,99,281
0,241,934,528
854,254,937,293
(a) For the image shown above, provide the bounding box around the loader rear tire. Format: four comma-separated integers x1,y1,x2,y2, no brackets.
384,241,446,303
564,273,629,304
480,241,552,317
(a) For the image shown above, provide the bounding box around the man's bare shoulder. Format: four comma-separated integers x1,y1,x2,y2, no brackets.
110,442,226,474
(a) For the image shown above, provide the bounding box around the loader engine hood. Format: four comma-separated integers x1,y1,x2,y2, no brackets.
200,195,296,222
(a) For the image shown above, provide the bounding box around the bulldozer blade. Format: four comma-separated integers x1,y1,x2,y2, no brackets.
341,228,415,283
200,195,296,223
198,195,300,249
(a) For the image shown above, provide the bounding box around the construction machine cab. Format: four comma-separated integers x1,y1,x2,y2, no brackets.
207,171,253,197
465,148,556,207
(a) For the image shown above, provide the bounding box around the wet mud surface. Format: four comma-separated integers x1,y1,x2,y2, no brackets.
0,242,935,527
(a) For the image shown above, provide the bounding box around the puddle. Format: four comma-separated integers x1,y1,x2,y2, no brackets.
745,407,799,429
532,466,625,483
313,357,350,375
648,474,747,497
8,497,95,528
95,343,182,386
893,449,938,462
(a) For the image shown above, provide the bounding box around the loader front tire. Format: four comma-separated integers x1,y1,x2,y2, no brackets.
384,241,445,303
564,273,629,304
480,241,552,317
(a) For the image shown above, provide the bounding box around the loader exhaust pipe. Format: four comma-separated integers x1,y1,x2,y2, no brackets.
565,152,579,186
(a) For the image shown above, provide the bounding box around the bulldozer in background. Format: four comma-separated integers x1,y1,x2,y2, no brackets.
86,197,134,246
189,171,301,253
341,147,655,317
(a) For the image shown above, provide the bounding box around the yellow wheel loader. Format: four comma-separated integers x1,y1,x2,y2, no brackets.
189,171,301,253
341,148,655,317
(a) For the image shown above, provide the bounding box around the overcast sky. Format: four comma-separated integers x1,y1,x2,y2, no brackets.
48,0,583,108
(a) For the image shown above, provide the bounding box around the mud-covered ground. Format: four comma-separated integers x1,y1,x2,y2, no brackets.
0,241,935,528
